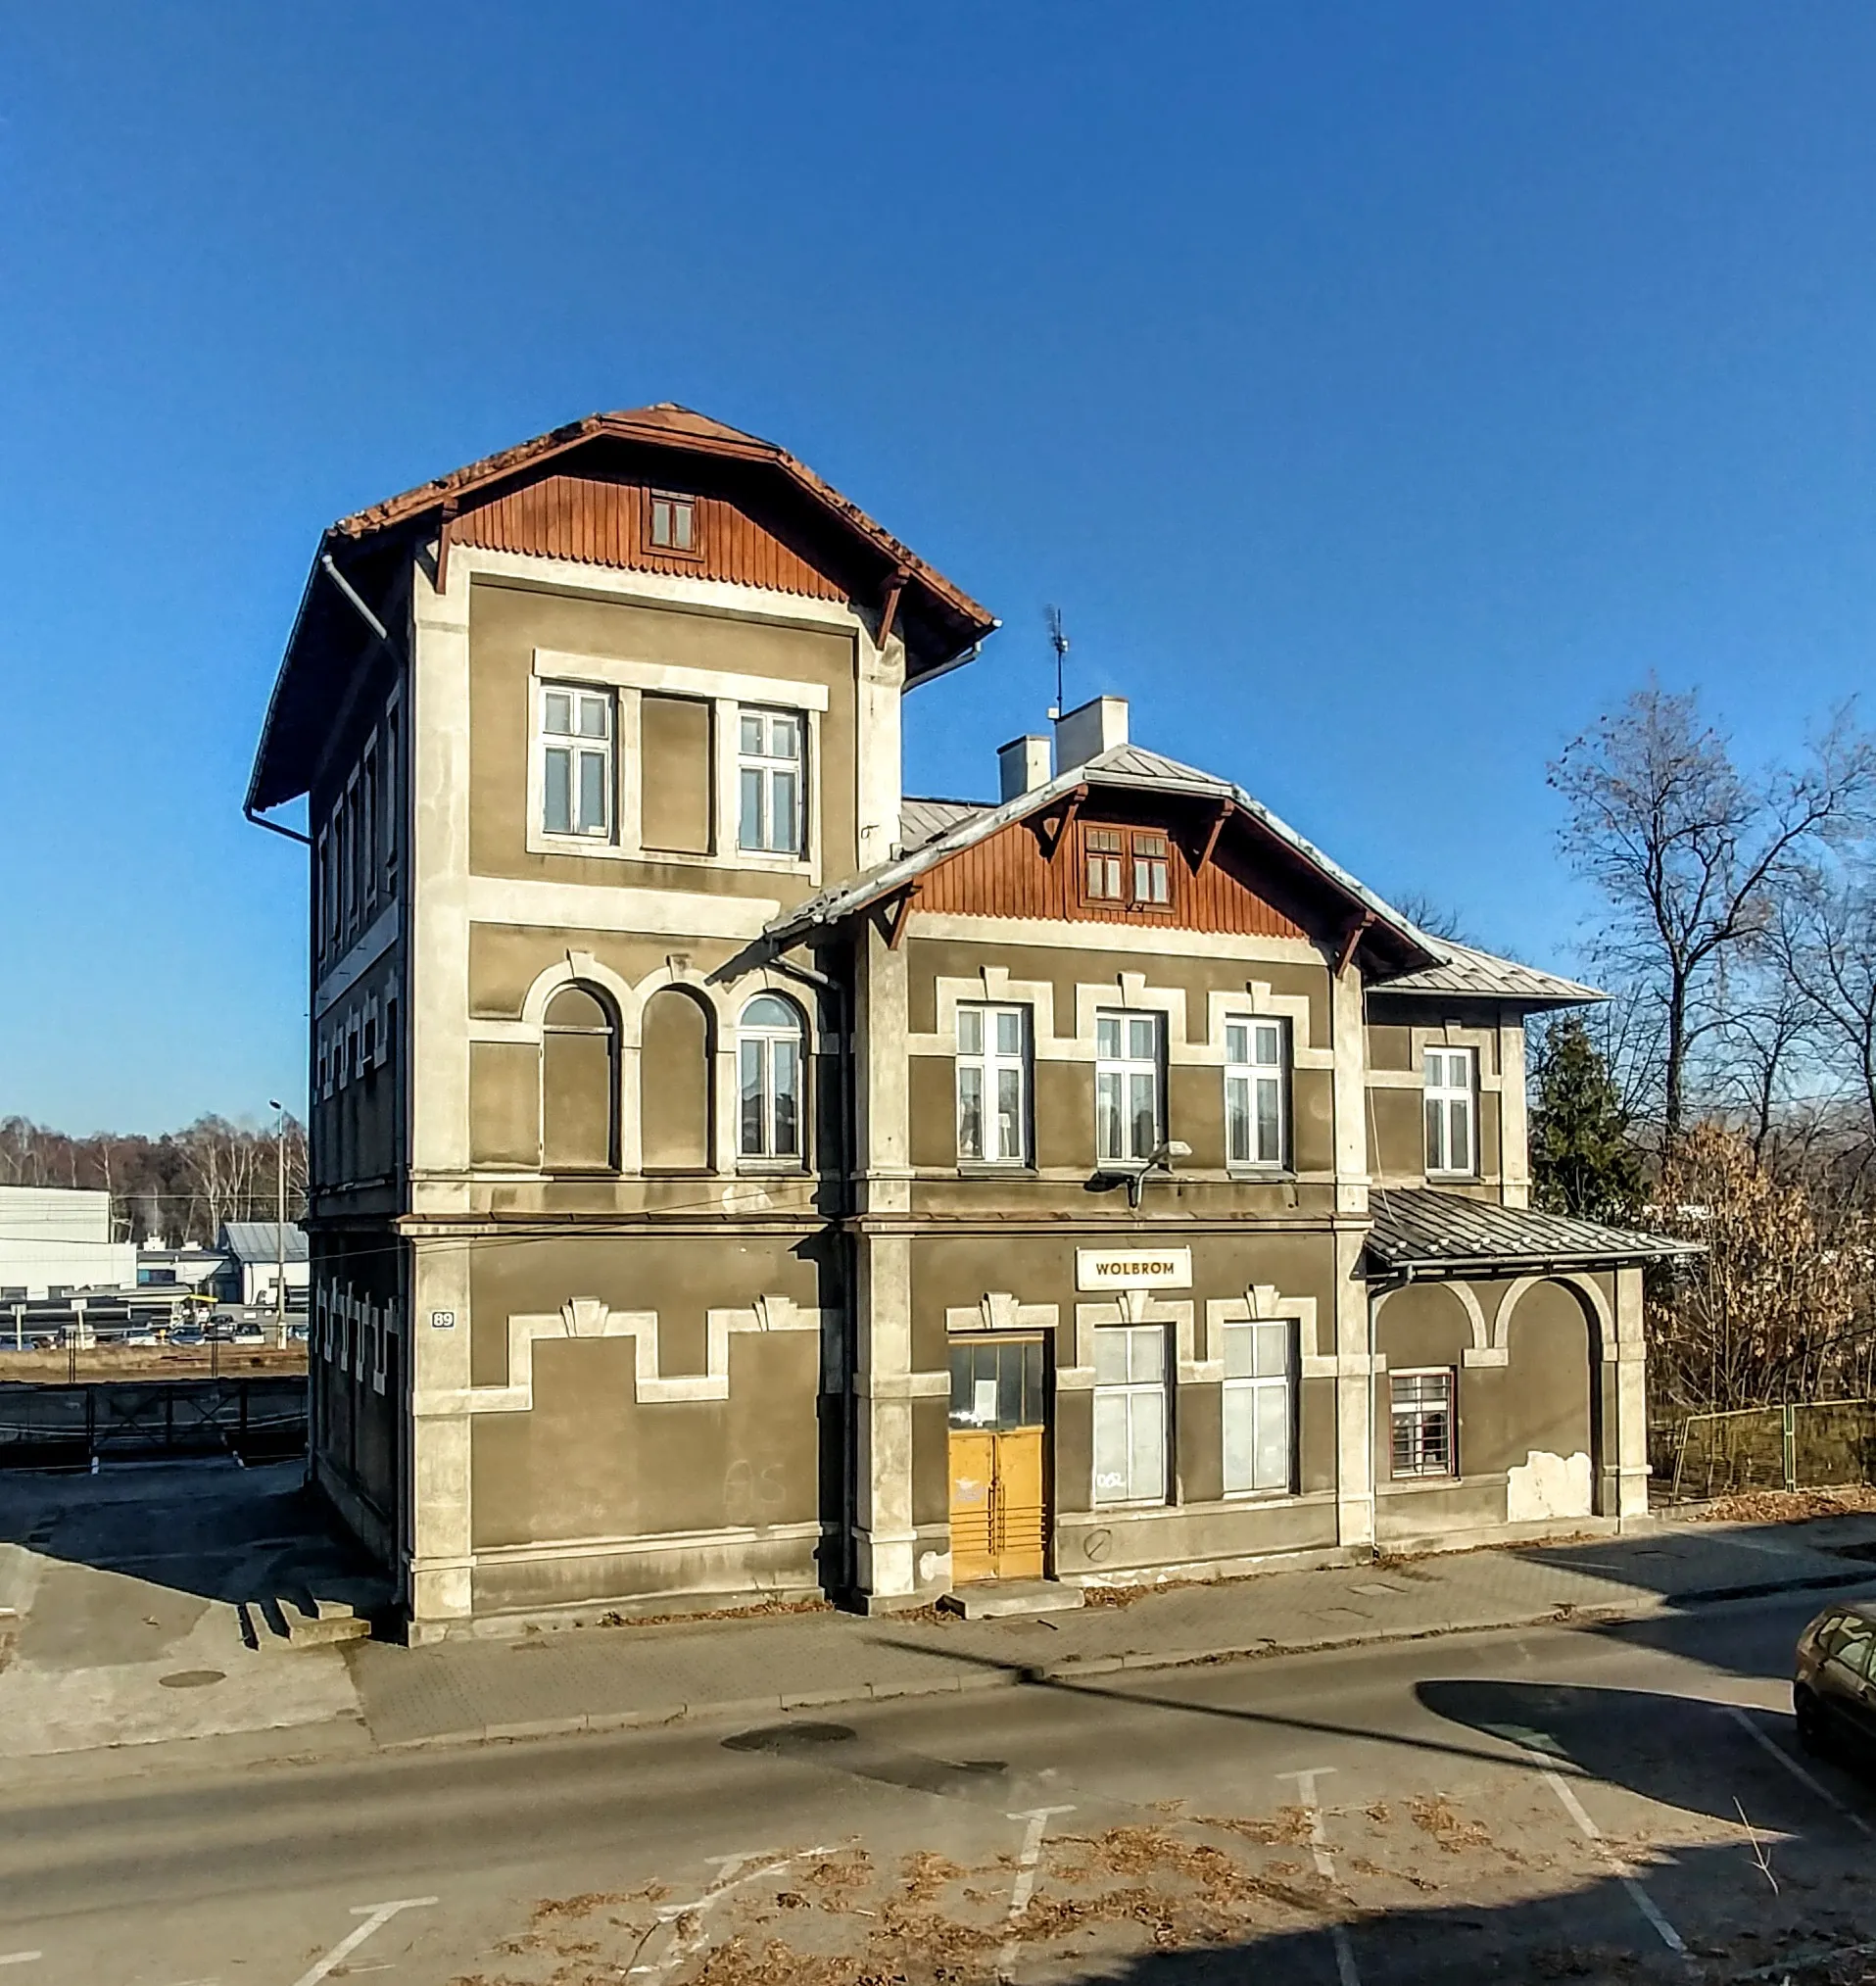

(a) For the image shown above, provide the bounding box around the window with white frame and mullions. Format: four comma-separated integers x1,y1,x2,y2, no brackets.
1390,1369,1457,1477
957,1004,1029,1164
738,708,805,854
1223,1317,1293,1494
1423,1045,1476,1177
1092,1324,1168,1504
540,685,612,839
1095,1011,1164,1165
1225,1016,1288,1169
738,994,804,1163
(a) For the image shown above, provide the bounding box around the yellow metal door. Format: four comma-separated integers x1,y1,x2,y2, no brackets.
991,1427,1046,1578
948,1429,998,1584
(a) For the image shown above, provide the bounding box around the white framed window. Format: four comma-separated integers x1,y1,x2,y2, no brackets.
1225,1017,1288,1169
539,684,613,839
957,1004,1029,1164
1423,1045,1476,1176
738,708,805,854
1092,1324,1168,1505
1223,1318,1292,1494
1390,1369,1457,1477
738,993,804,1163
1095,1010,1164,1165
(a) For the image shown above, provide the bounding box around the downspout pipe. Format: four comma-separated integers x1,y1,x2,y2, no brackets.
1365,1263,1415,1561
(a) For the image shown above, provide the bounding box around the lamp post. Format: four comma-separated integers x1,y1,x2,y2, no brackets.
269,1099,288,1349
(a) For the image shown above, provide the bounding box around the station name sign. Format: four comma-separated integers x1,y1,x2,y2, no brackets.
1075,1247,1192,1292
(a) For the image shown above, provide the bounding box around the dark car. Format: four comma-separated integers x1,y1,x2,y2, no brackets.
1794,1601,1876,1760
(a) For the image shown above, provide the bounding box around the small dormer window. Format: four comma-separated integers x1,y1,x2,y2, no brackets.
1081,824,1175,912
648,491,697,554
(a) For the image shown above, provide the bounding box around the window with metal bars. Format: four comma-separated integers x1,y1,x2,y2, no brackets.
1390,1369,1457,1477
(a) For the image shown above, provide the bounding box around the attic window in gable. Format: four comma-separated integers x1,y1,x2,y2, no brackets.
647,491,698,557
1081,824,1175,913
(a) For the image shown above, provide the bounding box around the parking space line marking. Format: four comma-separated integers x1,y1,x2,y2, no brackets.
998,1805,1075,1980
1518,1745,1689,1963
1276,1769,1359,1986
646,1846,836,1977
292,1897,436,1986
0,1956,39,1969
1723,1705,1876,1840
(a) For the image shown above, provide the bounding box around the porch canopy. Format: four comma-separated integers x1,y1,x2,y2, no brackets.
1364,1188,1702,1282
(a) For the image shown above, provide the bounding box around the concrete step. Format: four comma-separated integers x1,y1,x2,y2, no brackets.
938,1579,1086,1621
243,1581,390,1651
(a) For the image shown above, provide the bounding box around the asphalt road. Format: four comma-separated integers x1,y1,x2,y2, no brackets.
1,1589,1873,1986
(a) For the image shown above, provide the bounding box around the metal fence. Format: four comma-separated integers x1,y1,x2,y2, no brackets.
1662,1399,1876,1503
0,1378,308,1469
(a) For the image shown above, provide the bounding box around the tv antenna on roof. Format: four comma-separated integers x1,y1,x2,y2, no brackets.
1045,605,1070,719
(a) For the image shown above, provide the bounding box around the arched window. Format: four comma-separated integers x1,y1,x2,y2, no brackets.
641,988,713,1170
738,993,804,1163
542,984,618,1172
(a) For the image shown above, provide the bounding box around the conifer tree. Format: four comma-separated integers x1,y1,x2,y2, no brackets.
1529,1014,1644,1224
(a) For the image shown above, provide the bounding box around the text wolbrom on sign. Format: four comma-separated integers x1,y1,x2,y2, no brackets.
1076,1247,1192,1292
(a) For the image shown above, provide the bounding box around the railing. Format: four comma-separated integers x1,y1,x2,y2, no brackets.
0,1377,308,1469
1662,1399,1876,1502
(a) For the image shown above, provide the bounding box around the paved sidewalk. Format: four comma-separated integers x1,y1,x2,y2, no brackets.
6,1454,1875,1765
348,1511,1876,1749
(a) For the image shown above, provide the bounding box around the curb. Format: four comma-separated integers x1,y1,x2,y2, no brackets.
363,1564,1876,1756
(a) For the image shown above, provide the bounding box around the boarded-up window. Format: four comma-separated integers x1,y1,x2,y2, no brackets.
542,985,617,1172
640,694,712,853
641,989,712,1170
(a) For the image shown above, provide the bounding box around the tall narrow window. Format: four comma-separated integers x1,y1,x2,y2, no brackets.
1223,1318,1292,1494
540,685,613,839
1131,832,1171,906
1095,1011,1163,1164
1092,1325,1168,1505
738,993,804,1163
738,709,805,854
1423,1046,1476,1176
1391,1370,1457,1477
957,1004,1029,1164
648,491,697,553
541,985,618,1172
360,743,379,917
345,775,364,934
1225,1017,1288,1168
1084,827,1125,901
381,704,401,899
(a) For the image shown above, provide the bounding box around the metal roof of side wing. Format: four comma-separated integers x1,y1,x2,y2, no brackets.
766,742,1451,972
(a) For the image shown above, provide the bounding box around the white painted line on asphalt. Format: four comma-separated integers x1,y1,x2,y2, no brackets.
998,1805,1075,1980
1276,1768,1358,1986
1519,1744,1690,1964
292,1897,437,1986
1724,1705,1876,1840
0,1956,40,1969
647,1846,836,1976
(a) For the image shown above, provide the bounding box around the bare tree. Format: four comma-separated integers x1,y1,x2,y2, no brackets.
1780,860,1876,1151
1550,687,1876,1144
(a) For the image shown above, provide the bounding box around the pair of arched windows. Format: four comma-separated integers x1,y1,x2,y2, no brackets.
538,983,806,1174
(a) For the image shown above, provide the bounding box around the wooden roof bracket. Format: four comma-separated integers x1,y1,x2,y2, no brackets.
1037,785,1087,860
876,566,910,655
884,881,922,951
1335,910,1375,978
433,497,459,597
1194,799,1233,873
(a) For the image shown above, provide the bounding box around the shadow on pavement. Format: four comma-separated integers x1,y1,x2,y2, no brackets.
0,1456,374,1623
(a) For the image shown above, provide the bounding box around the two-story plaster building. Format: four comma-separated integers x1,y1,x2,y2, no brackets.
248,406,1691,1638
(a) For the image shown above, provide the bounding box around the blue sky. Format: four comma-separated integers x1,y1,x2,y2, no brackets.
3,4,1873,1134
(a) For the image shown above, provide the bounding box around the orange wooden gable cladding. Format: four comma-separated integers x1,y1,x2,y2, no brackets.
450,474,847,601
915,817,1309,939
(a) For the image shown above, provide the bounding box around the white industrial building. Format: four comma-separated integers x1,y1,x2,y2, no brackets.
0,1187,138,1301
